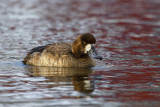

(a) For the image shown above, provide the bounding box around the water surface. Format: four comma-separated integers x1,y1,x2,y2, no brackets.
0,0,160,107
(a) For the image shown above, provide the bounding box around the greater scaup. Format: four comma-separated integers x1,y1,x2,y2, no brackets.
23,33,102,68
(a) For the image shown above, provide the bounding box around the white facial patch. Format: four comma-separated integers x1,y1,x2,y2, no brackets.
85,44,91,53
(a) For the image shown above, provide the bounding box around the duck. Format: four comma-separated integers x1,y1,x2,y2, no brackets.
23,33,102,68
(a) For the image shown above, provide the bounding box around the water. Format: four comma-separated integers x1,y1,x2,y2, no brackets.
0,0,160,107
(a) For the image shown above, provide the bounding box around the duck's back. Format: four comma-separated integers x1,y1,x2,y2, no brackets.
23,43,95,68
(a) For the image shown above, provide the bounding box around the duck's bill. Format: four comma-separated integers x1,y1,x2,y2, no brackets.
88,45,103,60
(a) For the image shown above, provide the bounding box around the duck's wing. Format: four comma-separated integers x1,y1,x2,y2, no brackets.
29,45,49,54
22,45,49,64
27,42,72,55
45,43,72,55
23,43,72,64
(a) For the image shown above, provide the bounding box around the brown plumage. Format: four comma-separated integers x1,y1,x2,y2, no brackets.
23,33,102,68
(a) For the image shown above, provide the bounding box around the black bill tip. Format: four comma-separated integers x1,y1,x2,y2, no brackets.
94,55,103,60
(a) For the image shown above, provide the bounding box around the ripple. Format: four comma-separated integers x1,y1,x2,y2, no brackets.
0,0,160,106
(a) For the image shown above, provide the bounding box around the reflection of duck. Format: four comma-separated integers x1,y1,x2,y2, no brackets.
26,66,95,93
23,33,102,68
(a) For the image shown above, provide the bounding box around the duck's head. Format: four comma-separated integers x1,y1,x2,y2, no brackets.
72,33,102,60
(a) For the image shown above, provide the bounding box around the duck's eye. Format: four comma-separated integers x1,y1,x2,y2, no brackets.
83,42,86,44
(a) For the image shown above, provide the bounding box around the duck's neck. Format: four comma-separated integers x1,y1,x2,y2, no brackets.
71,37,88,58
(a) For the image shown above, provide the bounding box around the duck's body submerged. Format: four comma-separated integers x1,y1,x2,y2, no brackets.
23,33,102,68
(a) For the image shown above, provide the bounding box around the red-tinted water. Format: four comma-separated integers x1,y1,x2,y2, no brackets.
0,0,160,106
